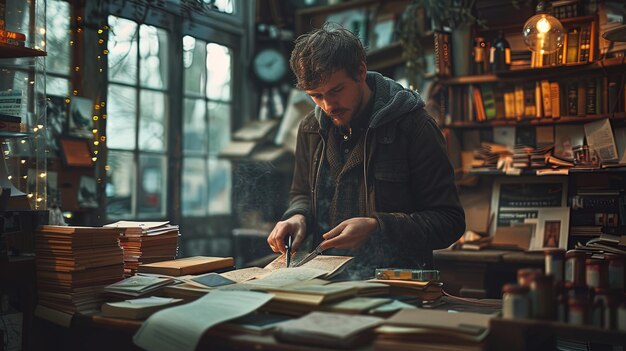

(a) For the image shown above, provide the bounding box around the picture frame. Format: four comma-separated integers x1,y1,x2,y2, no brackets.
59,138,93,167
535,207,570,250
490,177,568,238
46,95,68,153
68,96,93,138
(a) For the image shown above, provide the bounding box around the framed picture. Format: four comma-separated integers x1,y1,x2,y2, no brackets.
46,95,68,153
490,177,568,237
60,138,93,167
535,207,570,250
78,176,98,208
68,96,93,138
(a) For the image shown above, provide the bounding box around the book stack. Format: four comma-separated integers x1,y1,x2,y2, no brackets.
0,28,26,47
529,144,554,168
137,256,234,277
512,145,534,169
474,142,512,169
104,221,180,276
35,225,125,317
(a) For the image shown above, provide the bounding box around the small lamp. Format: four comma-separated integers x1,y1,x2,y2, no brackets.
522,1,565,54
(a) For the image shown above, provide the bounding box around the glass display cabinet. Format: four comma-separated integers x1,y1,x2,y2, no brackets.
0,0,47,211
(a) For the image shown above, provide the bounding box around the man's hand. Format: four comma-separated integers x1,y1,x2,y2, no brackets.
267,214,307,254
320,217,378,251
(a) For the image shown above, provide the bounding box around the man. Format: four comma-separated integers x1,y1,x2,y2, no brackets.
267,24,465,278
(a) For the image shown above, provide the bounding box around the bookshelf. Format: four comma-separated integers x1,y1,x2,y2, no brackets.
294,0,413,73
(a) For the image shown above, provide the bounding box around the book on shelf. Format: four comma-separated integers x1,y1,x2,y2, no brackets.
434,31,452,78
137,256,234,276
101,296,184,320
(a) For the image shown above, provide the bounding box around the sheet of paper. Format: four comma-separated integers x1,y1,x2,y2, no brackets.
133,290,272,351
585,118,619,163
126,297,179,306
220,267,271,282
244,267,328,288
276,311,383,339
104,221,169,228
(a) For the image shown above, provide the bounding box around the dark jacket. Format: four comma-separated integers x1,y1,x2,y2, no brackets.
283,72,465,273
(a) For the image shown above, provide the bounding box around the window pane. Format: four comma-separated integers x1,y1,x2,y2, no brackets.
206,43,231,101
182,157,208,216
139,25,168,89
106,150,135,218
208,101,230,156
108,16,138,85
208,157,231,214
46,76,69,97
139,90,167,151
183,98,207,153
138,154,166,217
183,36,206,96
45,0,70,75
107,84,137,150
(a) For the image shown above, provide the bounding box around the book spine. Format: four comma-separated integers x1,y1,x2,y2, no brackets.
0,121,21,132
0,37,25,47
541,80,552,118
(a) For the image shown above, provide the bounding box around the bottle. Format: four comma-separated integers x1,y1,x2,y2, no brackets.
490,31,511,72
473,36,488,75
502,284,531,319
545,248,565,285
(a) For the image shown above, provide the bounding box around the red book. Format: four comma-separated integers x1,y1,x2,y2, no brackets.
0,29,26,41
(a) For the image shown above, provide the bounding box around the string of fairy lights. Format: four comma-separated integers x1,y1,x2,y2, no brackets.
5,5,109,208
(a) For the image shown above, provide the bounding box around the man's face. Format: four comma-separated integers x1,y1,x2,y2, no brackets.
305,67,366,127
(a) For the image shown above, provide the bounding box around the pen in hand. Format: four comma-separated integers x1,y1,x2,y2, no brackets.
285,235,292,268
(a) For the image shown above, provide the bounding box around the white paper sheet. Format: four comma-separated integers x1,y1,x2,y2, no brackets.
133,290,273,351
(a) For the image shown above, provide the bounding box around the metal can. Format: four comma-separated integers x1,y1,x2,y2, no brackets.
568,297,589,326
502,284,531,319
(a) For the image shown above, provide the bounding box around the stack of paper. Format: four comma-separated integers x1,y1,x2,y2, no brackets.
274,311,383,349
104,221,180,276
101,296,183,320
367,279,444,301
35,225,125,318
375,308,494,351
104,274,176,297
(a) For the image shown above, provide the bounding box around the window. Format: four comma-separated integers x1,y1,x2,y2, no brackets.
106,15,169,219
181,37,233,216
45,0,71,96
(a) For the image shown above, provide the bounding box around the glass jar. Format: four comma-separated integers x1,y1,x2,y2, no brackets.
568,297,589,326
545,248,565,284
490,30,511,72
606,254,624,291
502,284,531,319
585,258,608,289
565,250,588,288
517,268,542,287
530,273,555,320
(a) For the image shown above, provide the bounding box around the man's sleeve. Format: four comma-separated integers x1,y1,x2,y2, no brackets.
373,115,465,252
281,120,313,223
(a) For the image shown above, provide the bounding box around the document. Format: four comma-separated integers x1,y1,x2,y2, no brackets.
584,118,619,163
133,290,273,351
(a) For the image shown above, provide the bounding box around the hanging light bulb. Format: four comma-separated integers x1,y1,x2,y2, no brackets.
522,2,565,54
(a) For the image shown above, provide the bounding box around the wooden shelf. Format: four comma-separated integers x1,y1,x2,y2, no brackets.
440,57,626,85
0,44,46,59
367,42,404,71
445,113,626,129
0,131,33,138
468,166,626,176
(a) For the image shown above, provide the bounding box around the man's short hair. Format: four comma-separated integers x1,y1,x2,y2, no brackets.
290,23,366,90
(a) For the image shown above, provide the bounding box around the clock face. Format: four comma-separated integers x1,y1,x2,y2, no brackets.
253,48,288,84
